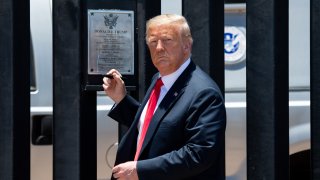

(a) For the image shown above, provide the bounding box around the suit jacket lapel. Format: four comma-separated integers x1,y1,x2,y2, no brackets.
139,62,196,157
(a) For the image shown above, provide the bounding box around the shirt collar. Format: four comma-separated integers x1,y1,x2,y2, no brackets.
159,58,191,91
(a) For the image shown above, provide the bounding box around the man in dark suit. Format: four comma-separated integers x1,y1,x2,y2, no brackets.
103,14,226,180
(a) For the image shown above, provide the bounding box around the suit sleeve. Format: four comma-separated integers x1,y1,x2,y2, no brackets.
136,88,226,180
108,95,140,127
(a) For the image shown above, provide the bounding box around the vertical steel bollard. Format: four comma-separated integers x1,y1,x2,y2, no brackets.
53,0,97,179
0,0,30,179
247,0,289,179
311,0,320,179
182,0,225,93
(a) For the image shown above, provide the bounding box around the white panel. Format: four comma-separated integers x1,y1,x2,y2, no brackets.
161,0,182,15
289,0,310,88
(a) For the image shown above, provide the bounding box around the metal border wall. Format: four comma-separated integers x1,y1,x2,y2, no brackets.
2,1,319,179
0,0,30,179
52,0,160,179
247,0,289,179
311,0,320,179
53,0,97,179
182,0,225,93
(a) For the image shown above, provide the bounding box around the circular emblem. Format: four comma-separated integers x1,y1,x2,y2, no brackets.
224,26,246,65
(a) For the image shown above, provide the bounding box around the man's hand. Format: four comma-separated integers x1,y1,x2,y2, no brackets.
112,161,139,180
102,69,126,104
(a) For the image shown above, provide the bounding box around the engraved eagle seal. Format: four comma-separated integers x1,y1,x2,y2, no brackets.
104,14,119,29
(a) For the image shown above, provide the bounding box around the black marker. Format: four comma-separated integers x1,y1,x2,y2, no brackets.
104,74,114,79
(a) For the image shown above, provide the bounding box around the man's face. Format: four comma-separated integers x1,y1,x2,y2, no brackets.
147,24,190,76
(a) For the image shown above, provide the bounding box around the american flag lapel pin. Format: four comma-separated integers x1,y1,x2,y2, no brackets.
174,92,178,97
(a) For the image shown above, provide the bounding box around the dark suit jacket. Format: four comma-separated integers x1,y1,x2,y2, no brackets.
109,61,226,180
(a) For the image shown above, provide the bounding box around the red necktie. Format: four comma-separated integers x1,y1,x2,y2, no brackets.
134,78,163,160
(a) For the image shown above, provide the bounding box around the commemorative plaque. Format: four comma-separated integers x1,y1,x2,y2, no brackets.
88,10,134,75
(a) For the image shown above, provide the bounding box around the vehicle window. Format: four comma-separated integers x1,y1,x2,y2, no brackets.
30,37,37,91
